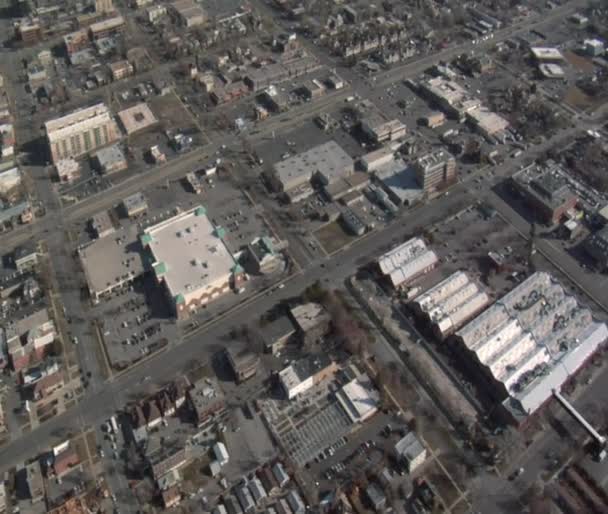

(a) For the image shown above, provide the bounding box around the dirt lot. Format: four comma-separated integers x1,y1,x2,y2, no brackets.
150,92,198,130
563,51,595,73
315,220,359,254
564,86,596,110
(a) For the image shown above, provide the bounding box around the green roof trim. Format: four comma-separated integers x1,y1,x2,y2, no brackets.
261,236,275,254
194,206,207,217
214,226,226,239
174,293,185,304
153,261,167,277
232,263,244,274
140,233,153,246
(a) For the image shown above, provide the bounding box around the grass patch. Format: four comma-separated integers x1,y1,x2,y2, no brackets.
314,220,358,254
85,430,98,460
181,457,212,489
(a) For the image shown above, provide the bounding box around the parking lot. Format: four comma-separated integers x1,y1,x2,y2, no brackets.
259,381,353,468
94,274,175,372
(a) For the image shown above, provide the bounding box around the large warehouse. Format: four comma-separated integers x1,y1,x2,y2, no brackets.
377,237,438,288
453,272,608,423
79,224,144,302
272,140,354,201
140,206,245,319
411,271,491,340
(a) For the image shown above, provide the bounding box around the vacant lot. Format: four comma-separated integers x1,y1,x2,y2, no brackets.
315,220,358,254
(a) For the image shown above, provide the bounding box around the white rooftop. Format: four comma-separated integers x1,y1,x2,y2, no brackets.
456,272,608,416
467,108,510,135
530,47,564,60
143,207,237,300
394,432,426,462
45,103,114,143
377,237,438,287
336,374,380,423
413,271,491,339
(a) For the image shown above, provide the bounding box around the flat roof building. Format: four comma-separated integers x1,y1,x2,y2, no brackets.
279,354,337,399
377,237,438,289
117,103,158,135
55,158,80,183
273,141,354,193
169,0,207,27
109,60,134,81
213,442,229,466
538,63,566,79
24,461,44,503
454,272,608,423
373,161,424,207
413,151,457,196
411,271,491,340
466,108,509,141
0,167,21,194
89,15,125,39
45,103,120,163
260,315,295,354
94,144,127,174
226,345,259,383
323,171,369,202
141,206,244,318
64,29,89,55
511,163,577,225
187,376,225,427
360,146,398,172
584,38,604,57
121,192,148,218
418,76,481,121
90,210,115,239
3,308,56,371
289,302,331,342
530,47,564,62
360,114,407,143
79,224,144,301
335,373,380,423
394,432,427,473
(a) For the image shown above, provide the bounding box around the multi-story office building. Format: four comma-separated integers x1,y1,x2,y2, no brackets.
413,151,456,196
45,103,120,163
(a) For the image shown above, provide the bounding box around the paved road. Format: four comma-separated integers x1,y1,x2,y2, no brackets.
0,182,471,473
0,4,599,505
0,88,592,475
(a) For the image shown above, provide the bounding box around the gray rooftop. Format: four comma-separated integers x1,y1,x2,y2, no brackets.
273,141,354,189
94,144,126,169
79,224,145,296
